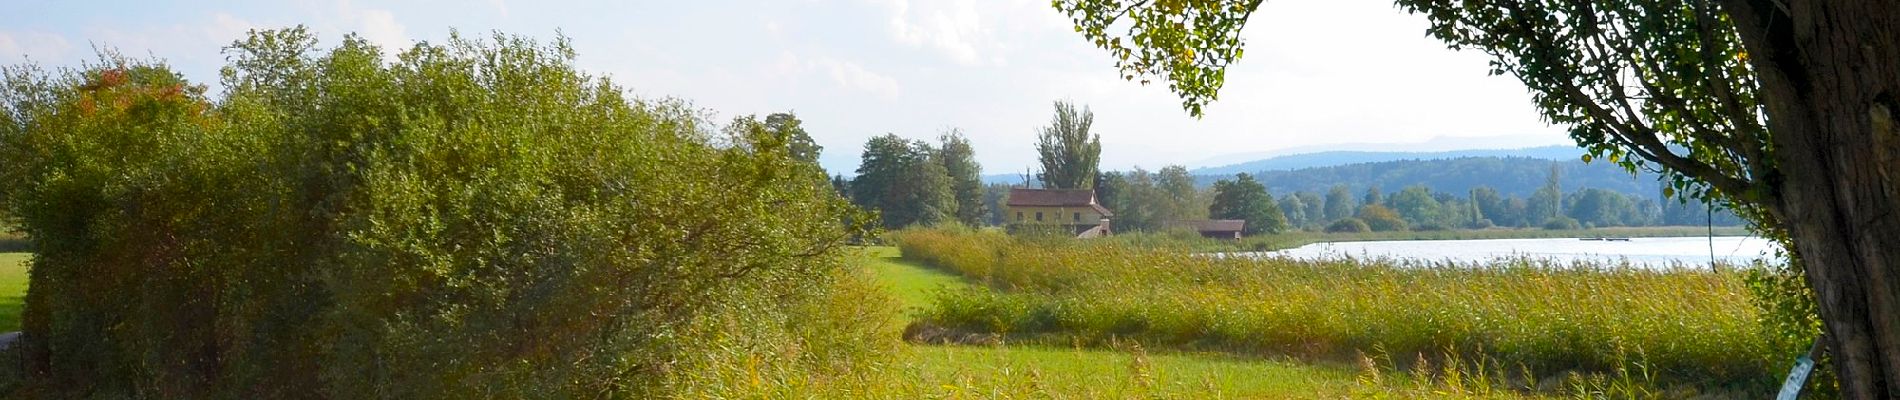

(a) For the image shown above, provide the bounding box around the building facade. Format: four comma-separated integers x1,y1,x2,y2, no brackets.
1005,188,1113,238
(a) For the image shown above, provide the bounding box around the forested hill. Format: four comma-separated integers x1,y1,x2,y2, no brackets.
979,146,1589,185
1215,156,1666,199
1186,145,1585,176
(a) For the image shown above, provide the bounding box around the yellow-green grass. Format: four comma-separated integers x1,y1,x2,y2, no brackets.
1118,225,1756,252
912,345,1365,399
859,245,1394,398
0,253,25,332
895,228,1788,395
856,246,970,317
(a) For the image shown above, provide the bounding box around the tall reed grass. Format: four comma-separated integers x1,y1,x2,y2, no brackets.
895,227,1787,394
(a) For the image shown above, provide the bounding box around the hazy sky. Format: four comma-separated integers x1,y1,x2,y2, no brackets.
1,0,1570,175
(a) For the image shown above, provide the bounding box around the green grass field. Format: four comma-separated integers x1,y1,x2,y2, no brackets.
894,228,1788,396
857,246,1402,398
0,253,26,332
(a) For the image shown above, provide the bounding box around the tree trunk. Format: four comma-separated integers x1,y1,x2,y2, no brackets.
1724,0,1900,397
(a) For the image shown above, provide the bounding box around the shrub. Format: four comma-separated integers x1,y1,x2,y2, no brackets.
1542,217,1584,230
1741,239,1835,396
0,29,865,398
1325,218,1371,233
1356,205,1408,232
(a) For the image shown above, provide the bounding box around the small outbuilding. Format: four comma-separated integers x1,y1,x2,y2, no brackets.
1175,219,1246,240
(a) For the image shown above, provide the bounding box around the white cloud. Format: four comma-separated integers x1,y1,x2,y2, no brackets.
0,30,75,64
489,0,511,19
355,9,409,51
332,0,410,54
206,13,260,44
874,0,991,66
817,58,900,98
774,52,901,99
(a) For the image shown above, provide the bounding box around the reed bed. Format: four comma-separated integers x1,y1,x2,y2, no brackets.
895,227,1785,393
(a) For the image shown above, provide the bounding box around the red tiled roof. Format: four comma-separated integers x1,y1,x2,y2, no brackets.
1176,219,1245,232
1006,188,1114,217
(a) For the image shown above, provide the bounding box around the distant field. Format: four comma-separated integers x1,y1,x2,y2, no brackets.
0,253,26,332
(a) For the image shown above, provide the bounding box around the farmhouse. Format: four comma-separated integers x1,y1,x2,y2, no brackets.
1175,219,1246,240
1006,188,1113,238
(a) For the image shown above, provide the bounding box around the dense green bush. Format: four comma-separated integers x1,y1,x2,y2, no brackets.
1355,205,1408,232
1324,218,1370,233
0,28,867,398
1543,216,1584,230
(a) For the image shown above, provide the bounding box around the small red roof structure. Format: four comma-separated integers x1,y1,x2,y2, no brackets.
1174,219,1246,239
1006,188,1113,216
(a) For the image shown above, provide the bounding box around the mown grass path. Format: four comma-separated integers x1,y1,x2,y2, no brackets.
0,254,27,332
856,246,1373,398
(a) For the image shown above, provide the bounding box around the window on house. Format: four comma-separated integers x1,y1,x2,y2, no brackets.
1073,212,1080,222
1016,212,1024,221
1035,212,1043,221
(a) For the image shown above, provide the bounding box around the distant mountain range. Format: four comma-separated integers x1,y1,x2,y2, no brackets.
1231,156,1665,199
1186,145,1585,176
981,145,1592,186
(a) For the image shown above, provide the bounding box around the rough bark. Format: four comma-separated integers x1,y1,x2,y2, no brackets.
1723,0,1900,397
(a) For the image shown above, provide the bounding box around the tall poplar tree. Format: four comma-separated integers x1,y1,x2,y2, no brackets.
1034,100,1101,189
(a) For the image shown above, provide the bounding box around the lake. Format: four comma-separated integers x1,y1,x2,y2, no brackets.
1253,236,1781,269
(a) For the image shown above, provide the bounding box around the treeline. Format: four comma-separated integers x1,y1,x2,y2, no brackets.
1093,162,1743,235
834,131,986,230
843,103,1741,236
1232,156,1690,198
845,101,1100,230
1118,166,1742,234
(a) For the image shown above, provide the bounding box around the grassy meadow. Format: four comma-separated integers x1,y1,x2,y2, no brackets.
895,227,1793,397
1109,225,1755,253
0,253,24,332
859,246,1381,398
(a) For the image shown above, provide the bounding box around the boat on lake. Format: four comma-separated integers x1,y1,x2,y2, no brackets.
1578,237,1632,242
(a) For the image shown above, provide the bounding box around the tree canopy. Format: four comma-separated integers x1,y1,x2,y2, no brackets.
1209,173,1286,234
1035,100,1102,189
938,129,987,226
852,134,955,229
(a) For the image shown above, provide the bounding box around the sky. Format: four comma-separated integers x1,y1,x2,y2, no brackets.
0,0,1571,175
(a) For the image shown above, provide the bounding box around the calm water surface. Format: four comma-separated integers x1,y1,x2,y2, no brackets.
1256,236,1780,269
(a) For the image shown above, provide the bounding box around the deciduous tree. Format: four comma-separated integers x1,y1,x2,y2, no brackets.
852,134,954,229
765,112,822,165
1035,100,1101,189
938,129,986,226
1324,184,1356,222
1210,173,1286,235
